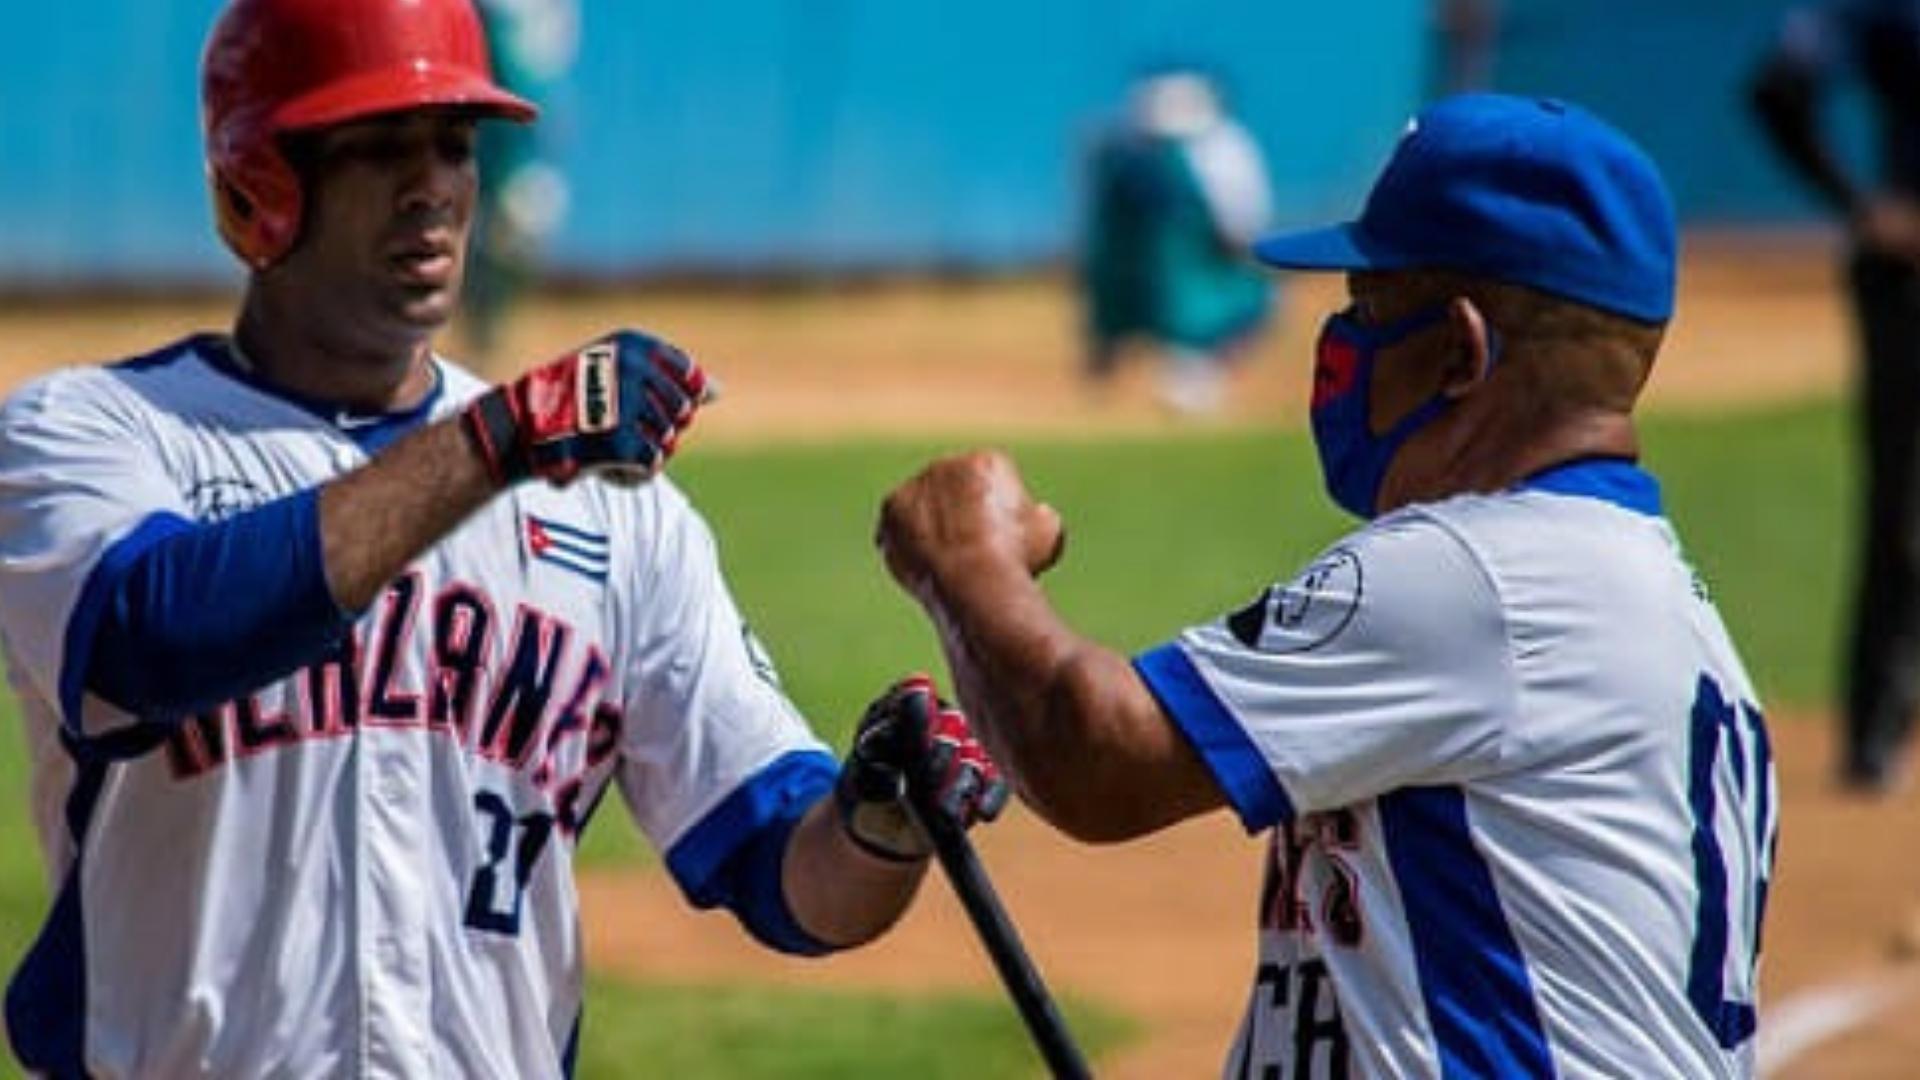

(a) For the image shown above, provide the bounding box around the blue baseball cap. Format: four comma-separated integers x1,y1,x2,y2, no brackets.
1254,94,1677,323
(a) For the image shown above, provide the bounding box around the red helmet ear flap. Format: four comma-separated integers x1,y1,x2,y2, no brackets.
209,140,304,270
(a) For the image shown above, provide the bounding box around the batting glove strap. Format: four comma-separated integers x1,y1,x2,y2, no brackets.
834,772,929,864
464,330,708,489
464,386,529,487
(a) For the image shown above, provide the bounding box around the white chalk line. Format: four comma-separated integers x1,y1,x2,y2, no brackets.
1758,971,1920,1076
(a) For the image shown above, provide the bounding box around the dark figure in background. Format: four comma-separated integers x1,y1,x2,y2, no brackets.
1435,0,1502,95
1752,0,1920,792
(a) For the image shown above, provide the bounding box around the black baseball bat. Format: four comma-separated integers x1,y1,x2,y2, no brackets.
907,787,1091,1079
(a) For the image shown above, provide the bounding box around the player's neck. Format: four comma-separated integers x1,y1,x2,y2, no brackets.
1382,411,1639,512
1502,414,1640,484
232,289,438,415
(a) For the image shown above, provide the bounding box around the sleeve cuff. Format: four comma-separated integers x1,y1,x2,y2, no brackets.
1134,642,1294,832
664,748,841,956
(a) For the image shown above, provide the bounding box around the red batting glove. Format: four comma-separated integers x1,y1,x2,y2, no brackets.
464,329,709,487
835,674,1010,862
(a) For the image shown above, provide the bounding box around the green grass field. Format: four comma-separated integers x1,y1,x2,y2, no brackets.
576,979,1128,1078
0,399,1851,1076
673,395,1849,739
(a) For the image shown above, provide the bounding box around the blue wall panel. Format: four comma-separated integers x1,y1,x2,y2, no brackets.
0,1,1421,282
1495,0,1860,225
547,0,1431,273
0,2,229,280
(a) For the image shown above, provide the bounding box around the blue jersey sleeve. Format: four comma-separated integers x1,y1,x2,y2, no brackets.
663,749,842,956
1135,642,1296,832
74,488,354,742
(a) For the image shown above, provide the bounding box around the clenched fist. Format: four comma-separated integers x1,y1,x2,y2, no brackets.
875,450,1065,605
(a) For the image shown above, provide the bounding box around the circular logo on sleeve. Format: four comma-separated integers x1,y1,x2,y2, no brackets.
1225,548,1363,654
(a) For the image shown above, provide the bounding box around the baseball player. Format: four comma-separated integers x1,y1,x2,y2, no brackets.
1750,0,1920,792
879,95,1778,1077
0,0,1005,1075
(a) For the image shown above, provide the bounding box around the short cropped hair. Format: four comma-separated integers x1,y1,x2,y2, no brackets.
1393,270,1665,411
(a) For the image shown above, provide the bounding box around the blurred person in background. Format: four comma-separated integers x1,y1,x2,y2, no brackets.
1080,67,1276,416
1752,0,1920,793
464,0,579,365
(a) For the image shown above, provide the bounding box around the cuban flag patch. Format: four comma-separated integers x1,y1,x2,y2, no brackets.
525,514,611,584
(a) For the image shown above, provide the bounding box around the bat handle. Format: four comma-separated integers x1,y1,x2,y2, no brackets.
911,793,1092,1080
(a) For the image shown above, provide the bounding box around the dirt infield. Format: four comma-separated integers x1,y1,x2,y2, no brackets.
0,239,1898,1076
0,235,1855,440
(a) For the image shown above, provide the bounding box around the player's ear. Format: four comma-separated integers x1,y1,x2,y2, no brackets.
1439,295,1495,399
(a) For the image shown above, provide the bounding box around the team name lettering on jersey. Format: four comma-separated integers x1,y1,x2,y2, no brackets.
160,572,620,835
1261,810,1365,946
1237,810,1363,1077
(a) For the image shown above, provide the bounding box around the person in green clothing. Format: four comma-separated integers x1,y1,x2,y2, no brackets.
1081,68,1277,415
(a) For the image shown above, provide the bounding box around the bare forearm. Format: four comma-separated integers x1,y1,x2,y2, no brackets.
782,797,928,948
924,556,1086,772
877,449,1222,841
921,557,1219,842
318,417,498,611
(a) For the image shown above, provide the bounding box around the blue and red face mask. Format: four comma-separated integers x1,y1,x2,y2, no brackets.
1309,303,1472,518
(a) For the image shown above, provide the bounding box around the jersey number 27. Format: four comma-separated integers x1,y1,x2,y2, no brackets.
464,790,555,936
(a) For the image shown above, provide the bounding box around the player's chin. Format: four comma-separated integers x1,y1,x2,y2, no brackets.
384,281,462,332
378,255,464,325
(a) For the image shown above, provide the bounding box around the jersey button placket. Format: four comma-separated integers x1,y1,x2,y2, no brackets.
378,766,412,804
363,728,433,1076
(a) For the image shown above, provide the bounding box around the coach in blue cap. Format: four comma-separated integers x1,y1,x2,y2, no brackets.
1249,92,1677,518
876,93,1775,1077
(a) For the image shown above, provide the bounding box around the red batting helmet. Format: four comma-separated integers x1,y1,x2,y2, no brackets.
201,0,537,269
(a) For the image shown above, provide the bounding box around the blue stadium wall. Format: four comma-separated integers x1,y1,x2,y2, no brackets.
1494,0,1853,229
0,0,1418,282
0,0,1839,284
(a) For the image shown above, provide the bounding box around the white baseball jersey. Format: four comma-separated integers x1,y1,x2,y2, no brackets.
0,334,832,1077
1134,461,1777,1079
